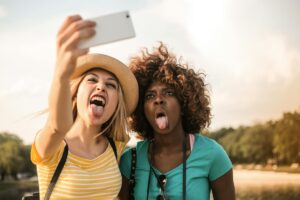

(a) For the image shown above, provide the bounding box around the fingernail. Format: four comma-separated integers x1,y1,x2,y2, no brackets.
72,15,82,20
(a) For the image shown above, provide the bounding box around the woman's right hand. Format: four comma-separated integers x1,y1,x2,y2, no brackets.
54,15,96,80
34,15,96,160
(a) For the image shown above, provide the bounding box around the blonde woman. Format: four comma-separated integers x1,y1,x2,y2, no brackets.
31,15,138,199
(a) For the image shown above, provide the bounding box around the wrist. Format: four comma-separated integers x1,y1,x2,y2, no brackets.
54,63,74,81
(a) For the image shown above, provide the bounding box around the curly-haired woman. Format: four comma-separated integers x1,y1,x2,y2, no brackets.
120,43,235,200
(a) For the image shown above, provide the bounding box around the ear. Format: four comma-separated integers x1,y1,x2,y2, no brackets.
73,96,77,102
72,98,77,109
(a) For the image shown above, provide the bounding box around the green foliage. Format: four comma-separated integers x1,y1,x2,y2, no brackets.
216,124,274,164
20,145,36,175
238,123,273,163
218,126,247,163
0,132,22,144
0,140,23,173
0,132,36,180
209,111,300,165
208,127,235,140
273,111,300,164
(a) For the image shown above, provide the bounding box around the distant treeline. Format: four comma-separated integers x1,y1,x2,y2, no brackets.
0,133,35,181
0,110,299,179
208,111,300,165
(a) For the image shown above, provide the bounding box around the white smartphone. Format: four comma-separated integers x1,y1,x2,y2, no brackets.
78,11,136,48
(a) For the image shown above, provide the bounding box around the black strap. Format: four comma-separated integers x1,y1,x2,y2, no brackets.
44,144,68,200
182,135,187,200
43,137,117,200
146,164,151,200
107,137,118,159
146,136,187,200
129,148,137,199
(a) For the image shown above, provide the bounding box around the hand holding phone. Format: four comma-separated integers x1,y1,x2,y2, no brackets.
78,11,136,48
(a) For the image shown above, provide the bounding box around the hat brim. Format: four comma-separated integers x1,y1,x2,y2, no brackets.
71,53,138,115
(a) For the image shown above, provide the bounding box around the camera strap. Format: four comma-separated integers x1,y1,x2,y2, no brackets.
146,135,187,200
44,144,68,200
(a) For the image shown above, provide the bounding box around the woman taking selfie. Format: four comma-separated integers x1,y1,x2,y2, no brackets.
120,43,235,200
31,15,138,199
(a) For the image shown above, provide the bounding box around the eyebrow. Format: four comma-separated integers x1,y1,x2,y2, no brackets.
146,87,173,93
87,72,118,82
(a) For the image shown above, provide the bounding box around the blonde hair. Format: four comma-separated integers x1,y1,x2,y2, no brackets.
70,71,129,143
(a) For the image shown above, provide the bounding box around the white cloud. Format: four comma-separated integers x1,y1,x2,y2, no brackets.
0,5,7,18
0,15,58,143
0,84,49,144
183,0,300,129
1,0,300,142
0,78,48,97
129,0,300,130
262,35,299,80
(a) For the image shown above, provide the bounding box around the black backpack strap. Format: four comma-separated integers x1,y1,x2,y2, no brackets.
129,147,136,199
107,137,118,159
44,144,68,200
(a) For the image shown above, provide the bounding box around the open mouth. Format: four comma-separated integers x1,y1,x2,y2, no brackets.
156,112,166,118
89,94,106,118
90,95,106,107
155,111,168,129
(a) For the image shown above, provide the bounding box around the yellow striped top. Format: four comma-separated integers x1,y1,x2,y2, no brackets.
31,141,126,200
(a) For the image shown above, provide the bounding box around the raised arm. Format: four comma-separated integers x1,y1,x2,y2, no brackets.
35,15,96,159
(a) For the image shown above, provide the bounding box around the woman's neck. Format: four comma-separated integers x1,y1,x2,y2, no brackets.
65,119,108,159
66,118,104,146
149,129,190,173
152,129,186,154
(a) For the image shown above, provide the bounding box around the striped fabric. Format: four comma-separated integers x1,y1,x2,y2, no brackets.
31,141,126,200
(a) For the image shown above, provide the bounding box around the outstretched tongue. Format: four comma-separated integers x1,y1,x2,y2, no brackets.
155,116,168,129
91,104,104,118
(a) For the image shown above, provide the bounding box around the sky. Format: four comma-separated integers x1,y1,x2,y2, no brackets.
0,0,299,144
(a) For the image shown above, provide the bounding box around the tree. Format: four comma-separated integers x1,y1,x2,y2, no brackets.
273,111,300,164
208,127,235,141
238,123,274,164
213,126,247,163
20,144,36,176
0,132,25,180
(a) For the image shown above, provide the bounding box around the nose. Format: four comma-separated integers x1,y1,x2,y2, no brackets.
154,94,165,105
96,83,105,92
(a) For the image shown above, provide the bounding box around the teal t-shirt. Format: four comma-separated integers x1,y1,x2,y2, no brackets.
120,134,232,200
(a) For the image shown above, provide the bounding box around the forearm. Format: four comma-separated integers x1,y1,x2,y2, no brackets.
33,15,95,160
35,74,73,159
48,74,73,134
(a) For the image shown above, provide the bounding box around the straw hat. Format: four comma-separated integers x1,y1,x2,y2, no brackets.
71,53,138,115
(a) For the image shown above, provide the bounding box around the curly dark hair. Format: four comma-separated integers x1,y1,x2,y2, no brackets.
129,42,211,139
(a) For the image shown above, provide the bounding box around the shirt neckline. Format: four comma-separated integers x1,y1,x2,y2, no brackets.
145,134,198,175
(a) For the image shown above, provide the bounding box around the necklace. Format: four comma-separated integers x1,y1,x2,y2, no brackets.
146,135,187,200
